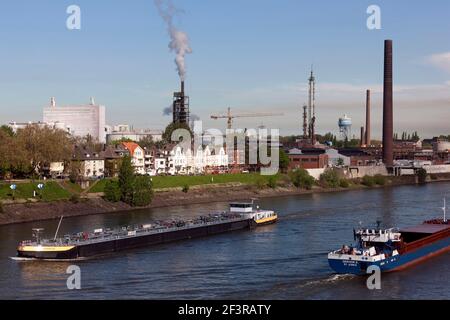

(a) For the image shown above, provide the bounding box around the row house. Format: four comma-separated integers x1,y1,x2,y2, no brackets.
72,146,105,179
144,145,229,176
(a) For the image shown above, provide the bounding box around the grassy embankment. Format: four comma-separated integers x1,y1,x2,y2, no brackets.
88,173,277,193
0,181,72,201
0,174,278,201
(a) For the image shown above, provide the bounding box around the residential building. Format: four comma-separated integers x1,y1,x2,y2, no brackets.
72,147,105,179
102,145,128,177
121,142,145,175
41,162,65,178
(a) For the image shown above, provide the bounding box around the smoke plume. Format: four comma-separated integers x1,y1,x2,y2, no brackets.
155,0,192,81
163,106,172,116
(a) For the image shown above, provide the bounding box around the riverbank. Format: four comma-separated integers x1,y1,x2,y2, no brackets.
2,174,450,226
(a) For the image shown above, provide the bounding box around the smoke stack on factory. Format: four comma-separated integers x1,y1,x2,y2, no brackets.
383,39,394,168
172,81,190,124
365,89,371,147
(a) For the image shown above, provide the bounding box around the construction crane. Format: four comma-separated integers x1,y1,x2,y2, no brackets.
211,107,284,130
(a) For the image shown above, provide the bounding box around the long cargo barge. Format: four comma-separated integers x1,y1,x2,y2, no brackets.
328,216,450,275
16,202,278,260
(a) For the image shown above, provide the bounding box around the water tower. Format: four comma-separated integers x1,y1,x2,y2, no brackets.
338,115,352,141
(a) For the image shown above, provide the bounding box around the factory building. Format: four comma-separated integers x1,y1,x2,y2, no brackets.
287,148,329,170
106,129,163,144
43,97,107,143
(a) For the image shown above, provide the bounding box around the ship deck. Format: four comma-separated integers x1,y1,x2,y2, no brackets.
20,214,249,248
400,223,449,235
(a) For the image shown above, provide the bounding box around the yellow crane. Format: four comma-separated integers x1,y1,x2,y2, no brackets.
211,107,284,130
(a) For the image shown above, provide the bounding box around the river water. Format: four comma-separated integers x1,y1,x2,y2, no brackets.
0,182,449,300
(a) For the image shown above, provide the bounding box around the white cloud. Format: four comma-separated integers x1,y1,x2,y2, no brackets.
427,52,450,73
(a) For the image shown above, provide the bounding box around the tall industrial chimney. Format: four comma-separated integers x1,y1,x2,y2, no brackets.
383,40,394,167
360,126,365,147
365,90,371,147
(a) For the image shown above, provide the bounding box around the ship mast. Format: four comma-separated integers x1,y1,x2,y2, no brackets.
443,198,447,223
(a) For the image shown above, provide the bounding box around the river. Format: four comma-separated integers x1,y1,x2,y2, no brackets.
1,182,449,300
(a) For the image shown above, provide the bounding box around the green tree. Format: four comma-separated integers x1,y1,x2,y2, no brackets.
68,161,82,184
0,125,14,137
138,135,155,150
104,180,121,202
162,122,192,144
15,125,72,175
109,137,134,146
279,149,290,172
289,169,315,190
131,176,154,207
118,155,135,204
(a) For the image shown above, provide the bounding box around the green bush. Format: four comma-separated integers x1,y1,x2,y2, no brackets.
319,169,340,188
362,175,375,187
69,194,81,204
131,176,154,207
255,177,267,190
289,169,315,190
339,179,350,188
374,175,386,186
104,180,121,202
268,176,278,189
182,184,190,193
417,168,428,184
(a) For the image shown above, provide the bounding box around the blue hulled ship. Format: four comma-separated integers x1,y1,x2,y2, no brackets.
328,217,450,275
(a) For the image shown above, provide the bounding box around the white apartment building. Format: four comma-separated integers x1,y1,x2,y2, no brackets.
43,97,107,143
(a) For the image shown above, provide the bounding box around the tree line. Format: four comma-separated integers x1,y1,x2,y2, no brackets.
0,125,73,179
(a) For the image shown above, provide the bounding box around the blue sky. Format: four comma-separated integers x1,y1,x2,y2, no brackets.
0,0,449,138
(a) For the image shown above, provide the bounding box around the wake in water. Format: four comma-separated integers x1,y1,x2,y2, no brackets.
10,257,88,262
300,273,357,288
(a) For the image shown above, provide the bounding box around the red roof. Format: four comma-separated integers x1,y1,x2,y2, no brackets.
122,142,141,155
401,223,449,234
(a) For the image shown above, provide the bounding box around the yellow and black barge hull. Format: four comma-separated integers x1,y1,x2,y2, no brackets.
17,218,255,260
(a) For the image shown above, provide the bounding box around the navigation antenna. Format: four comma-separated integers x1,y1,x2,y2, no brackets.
53,216,64,241
443,198,447,223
